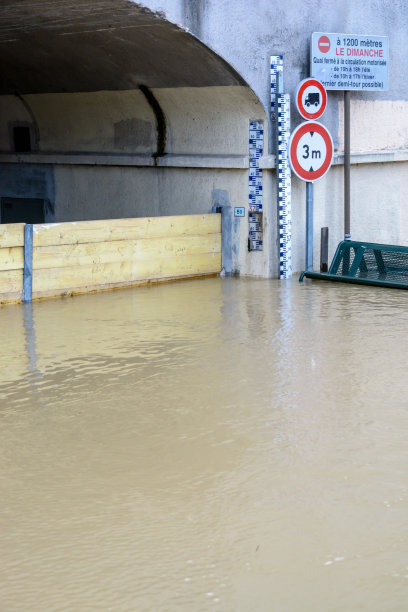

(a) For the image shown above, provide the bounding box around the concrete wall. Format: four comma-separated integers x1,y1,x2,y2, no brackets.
53,167,244,219
0,164,54,202
337,99,408,152
0,87,264,155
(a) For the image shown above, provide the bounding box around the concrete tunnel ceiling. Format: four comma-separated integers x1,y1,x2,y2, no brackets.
0,0,247,95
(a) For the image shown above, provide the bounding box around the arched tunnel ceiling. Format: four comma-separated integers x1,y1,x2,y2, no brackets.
0,0,247,95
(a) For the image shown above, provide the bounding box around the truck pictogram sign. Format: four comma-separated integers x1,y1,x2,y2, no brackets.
305,92,320,106
296,78,327,120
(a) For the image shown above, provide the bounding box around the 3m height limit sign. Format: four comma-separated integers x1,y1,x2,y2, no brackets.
311,33,389,91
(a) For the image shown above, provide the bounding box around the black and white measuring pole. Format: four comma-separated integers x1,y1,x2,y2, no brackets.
271,55,292,279
248,120,264,251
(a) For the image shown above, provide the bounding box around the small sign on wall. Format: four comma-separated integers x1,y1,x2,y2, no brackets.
234,207,245,217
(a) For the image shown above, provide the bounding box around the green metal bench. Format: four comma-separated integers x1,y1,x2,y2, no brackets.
299,240,408,290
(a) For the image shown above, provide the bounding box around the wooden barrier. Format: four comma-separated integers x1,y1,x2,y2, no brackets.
0,223,25,303
0,214,221,304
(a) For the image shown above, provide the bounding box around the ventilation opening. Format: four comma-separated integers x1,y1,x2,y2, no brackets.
13,125,32,152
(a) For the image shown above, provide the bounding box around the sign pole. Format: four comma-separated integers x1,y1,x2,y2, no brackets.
306,181,314,271
344,90,351,240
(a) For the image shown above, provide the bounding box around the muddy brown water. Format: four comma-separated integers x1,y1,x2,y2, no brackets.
1,277,407,611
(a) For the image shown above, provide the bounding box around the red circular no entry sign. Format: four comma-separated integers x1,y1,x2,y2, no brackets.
296,78,327,120
289,121,333,182
318,35,331,53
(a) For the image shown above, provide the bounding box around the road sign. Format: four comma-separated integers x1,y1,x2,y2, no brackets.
311,32,389,91
318,35,331,53
296,78,327,120
289,121,333,182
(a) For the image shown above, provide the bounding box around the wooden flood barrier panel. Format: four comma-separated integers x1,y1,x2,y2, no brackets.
0,214,221,304
0,223,25,303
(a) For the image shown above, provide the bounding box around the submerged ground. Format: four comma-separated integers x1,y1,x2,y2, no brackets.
1,277,407,611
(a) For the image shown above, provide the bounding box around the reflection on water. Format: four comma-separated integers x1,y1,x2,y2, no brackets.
1,277,408,611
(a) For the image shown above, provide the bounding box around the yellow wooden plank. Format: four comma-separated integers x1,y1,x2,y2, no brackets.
0,246,24,271
33,234,221,270
32,252,221,294
0,224,25,248
33,214,221,247
0,268,23,294
0,292,23,304
32,273,218,300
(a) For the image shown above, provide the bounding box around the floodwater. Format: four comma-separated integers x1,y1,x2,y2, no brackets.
1,277,408,612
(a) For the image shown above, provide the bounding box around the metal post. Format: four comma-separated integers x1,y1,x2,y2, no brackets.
320,227,329,273
23,224,33,302
344,90,351,240
23,302,40,378
221,205,232,275
306,182,313,271
212,204,232,275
